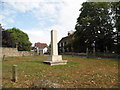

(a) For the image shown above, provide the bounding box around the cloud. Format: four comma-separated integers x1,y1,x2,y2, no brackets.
32,3,59,20
0,7,16,27
1,0,64,13
1,0,87,45
31,0,85,40
0,15,5,20
23,28,50,45
2,0,44,3
44,0,86,41
3,2,41,13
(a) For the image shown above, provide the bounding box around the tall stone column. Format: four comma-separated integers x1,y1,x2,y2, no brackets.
51,30,58,55
44,29,67,66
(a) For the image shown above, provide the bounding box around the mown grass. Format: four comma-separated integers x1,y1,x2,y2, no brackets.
2,55,119,88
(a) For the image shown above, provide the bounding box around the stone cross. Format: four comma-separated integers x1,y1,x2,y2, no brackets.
44,30,67,65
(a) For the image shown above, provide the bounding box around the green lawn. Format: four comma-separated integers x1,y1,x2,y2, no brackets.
2,55,119,88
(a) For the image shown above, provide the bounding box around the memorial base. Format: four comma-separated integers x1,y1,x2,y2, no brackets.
44,55,67,66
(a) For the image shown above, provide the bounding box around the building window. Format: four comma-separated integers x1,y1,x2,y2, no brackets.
65,42,66,45
59,43,61,47
63,42,64,46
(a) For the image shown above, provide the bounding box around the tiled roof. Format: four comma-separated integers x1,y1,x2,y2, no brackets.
35,42,47,49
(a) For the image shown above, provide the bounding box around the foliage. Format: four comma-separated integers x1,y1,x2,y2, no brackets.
2,30,15,47
3,28,32,51
73,2,116,53
111,2,120,54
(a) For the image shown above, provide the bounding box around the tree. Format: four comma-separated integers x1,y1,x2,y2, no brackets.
111,2,120,54
1,24,15,47
2,30,15,47
3,28,32,51
74,2,114,53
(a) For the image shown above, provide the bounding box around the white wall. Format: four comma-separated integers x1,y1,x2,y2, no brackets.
43,47,48,54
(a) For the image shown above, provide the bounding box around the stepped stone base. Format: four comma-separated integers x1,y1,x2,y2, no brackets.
44,55,67,66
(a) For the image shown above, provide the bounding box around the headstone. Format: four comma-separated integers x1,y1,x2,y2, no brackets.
44,30,67,66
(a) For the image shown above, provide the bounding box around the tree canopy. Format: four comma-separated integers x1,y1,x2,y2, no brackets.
2,27,32,51
73,2,119,54
111,2,120,53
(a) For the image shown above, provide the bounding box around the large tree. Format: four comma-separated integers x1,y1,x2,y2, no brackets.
2,30,15,47
74,2,114,53
111,2,120,54
2,28,32,51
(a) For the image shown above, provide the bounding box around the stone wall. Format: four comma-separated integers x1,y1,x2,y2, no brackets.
95,52,120,59
61,52,86,56
1,47,35,57
61,52,120,59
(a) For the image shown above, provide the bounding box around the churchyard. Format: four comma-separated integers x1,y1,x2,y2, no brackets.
2,55,118,88
1,1,120,89
1,27,119,89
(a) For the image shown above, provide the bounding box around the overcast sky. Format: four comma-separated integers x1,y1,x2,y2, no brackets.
0,0,87,46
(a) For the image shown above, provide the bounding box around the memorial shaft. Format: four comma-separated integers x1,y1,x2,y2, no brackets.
43,29,67,65
51,30,58,55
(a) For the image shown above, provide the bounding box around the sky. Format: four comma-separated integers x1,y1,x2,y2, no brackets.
0,0,87,46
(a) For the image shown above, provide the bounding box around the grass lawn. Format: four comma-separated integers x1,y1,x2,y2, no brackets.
2,55,119,88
